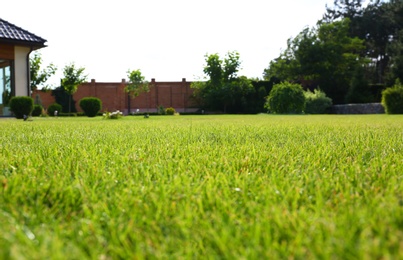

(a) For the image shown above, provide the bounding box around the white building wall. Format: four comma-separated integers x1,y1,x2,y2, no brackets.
14,46,31,96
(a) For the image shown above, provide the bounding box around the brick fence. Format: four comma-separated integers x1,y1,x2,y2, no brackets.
32,82,387,115
32,78,199,114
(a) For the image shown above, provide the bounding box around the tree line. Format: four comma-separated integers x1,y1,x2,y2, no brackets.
264,0,403,104
31,0,403,113
194,0,403,110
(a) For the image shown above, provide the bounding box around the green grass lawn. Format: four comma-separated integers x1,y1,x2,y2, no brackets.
1,115,402,259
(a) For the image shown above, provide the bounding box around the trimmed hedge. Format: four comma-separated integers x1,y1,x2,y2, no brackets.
9,96,34,119
382,84,403,114
79,97,102,117
265,82,305,114
47,103,62,116
166,107,176,115
32,104,44,117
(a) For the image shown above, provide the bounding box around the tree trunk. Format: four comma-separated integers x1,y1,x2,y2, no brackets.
128,94,131,114
69,94,72,115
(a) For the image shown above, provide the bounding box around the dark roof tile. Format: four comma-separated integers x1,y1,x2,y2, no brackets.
0,18,46,45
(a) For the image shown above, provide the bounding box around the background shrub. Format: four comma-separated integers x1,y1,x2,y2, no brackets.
382,80,403,114
265,82,305,114
304,89,333,114
79,97,102,117
9,96,34,119
157,105,166,115
32,104,43,117
47,103,62,116
166,107,176,115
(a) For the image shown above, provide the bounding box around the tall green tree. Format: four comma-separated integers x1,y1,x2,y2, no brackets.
192,51,254,113
265,0,403,103
203,53,223,86
30,52,57,91
323,0,367,27
323,0,403,85
387,30,403,83
264,19,367,104
125,69,149,113
61,63,87,114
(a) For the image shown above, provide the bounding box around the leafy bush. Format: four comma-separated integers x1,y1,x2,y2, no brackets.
32,104,43,117
166,107,176,115
157,105,166,115
9,96,34,119
382,80,403,114
47,103,62,116
265,82,305,114
304,89,332,114
79,97,102,117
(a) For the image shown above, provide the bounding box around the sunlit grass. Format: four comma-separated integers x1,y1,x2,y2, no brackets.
1,115,403,259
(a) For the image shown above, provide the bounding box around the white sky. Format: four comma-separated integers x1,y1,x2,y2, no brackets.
2,0,335,86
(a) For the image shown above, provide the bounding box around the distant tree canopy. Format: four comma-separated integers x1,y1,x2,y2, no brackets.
125,69,149,98
124,69,150,114
61,63,87,96
191,51,255,113
324,0,403,85
264,19,367,104
30,52,57,91
61,63,87,114
264,0,403,104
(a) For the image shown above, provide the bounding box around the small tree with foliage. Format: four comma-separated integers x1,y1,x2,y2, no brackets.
61,63,87,114
125,69,149,114
191,51,254,113
265,82,305,114
30,52,57,91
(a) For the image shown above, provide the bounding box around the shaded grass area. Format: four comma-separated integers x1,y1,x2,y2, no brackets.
1,115,403,259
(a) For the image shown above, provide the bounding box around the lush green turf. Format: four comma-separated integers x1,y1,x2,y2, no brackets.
1,115,402,259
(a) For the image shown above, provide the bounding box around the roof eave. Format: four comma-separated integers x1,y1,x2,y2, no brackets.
0,38,47,50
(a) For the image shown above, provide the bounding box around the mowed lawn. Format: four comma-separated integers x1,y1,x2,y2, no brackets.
1,115,402,259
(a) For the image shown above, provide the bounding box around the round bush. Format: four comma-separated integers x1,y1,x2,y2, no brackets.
9,96,34,119
47,103,62,116
382,86,403,114
166,107,176,115
304,89,332,114
265,82,305,114
79,97,102,117
32,104,43,117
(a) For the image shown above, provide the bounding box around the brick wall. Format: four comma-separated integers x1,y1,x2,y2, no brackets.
32,78,199,114
32,90,54,109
